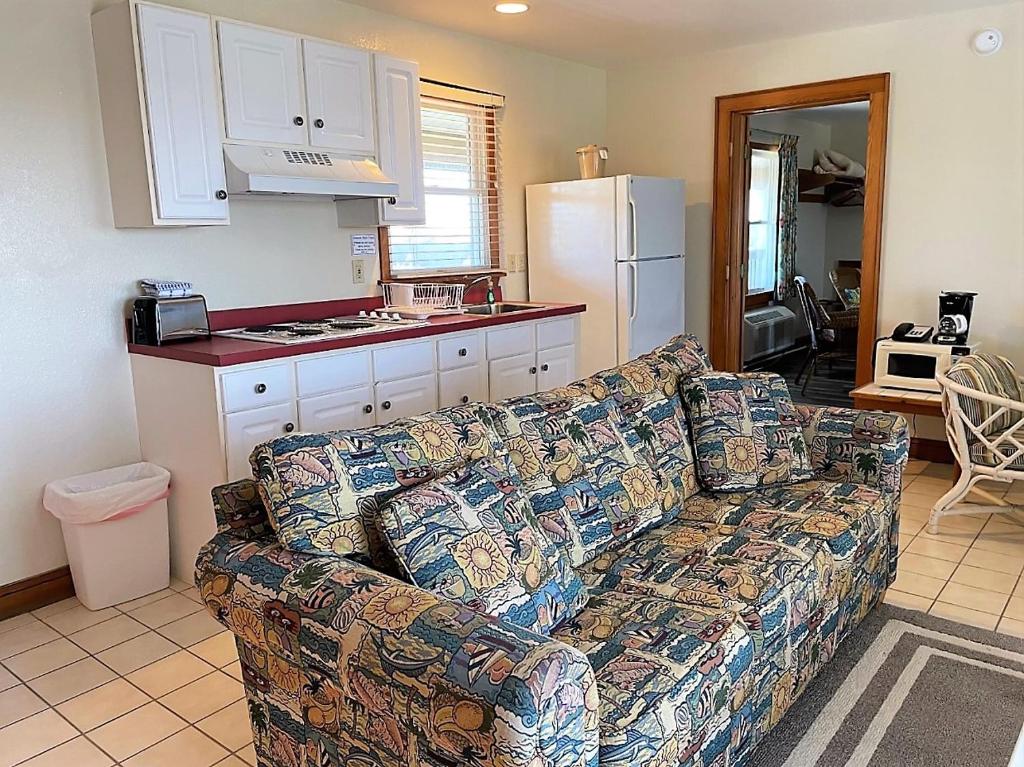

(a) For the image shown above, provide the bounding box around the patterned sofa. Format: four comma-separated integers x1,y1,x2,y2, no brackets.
195,335,908,767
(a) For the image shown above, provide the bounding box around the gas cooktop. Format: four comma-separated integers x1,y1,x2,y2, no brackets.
213,312,429,345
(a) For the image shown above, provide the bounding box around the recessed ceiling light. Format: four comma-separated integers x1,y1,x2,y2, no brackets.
495,3,529,14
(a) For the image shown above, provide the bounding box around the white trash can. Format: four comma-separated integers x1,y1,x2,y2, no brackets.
43,463,171,610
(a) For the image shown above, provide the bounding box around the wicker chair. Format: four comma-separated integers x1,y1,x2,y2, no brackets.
931,353,1024,533
829,266,862,310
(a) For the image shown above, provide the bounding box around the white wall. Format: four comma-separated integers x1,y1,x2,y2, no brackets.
823,114,869,279
0,0,606,584
607,2,1024,372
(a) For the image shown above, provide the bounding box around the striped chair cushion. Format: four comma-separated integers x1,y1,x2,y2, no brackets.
945,354,1024,435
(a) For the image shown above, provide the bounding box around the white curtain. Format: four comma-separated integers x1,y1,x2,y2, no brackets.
747,148,781,295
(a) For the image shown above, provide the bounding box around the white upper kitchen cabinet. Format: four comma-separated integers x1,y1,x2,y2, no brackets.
374,55,426,224
302,39,376,154
92,2,228,226
217,21,307,145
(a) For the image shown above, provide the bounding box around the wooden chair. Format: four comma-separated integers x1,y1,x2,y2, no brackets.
793,276,858,395
829,266,862,310
931,354,1024,532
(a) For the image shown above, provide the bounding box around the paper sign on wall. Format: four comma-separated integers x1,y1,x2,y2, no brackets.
351,234,378,257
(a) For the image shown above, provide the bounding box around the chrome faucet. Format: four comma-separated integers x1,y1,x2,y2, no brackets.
465,274,496,306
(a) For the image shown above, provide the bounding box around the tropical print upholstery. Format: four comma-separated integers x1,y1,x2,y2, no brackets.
378,453,589,635
682,372,813,491
945,353,1024,434
493,387,676,567
250,404,502,561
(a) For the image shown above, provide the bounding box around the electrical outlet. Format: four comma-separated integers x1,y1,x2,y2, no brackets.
508,252,526,272
352,259,366,284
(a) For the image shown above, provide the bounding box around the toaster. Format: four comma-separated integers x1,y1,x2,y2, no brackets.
131,295,211,345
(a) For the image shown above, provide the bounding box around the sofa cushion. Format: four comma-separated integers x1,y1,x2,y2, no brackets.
377,453,588,635
492,388,677,567
550,589,754,767
250,404,504,560
682,372,813,491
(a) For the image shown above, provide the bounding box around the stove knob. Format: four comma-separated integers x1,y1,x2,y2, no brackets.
391,313,402,321
369,311,379,319
359,310,367,317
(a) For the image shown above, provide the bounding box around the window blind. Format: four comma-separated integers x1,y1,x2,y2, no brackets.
388,95,502,274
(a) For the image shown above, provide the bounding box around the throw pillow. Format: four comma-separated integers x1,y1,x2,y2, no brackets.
378,453,589,635
681,372,813,491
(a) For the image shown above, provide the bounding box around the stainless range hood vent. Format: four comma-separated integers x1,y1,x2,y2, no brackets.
223,143,399,200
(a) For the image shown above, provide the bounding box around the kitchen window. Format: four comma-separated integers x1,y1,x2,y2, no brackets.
747,144,781,298
384,94,502,276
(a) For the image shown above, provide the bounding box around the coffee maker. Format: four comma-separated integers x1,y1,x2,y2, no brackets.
935,291,977,345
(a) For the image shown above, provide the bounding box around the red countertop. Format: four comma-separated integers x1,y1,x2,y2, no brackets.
127,296,586,367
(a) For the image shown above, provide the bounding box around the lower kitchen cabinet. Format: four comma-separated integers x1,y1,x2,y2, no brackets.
298,386,374,432
438,364,486,408
375,373,438,421
537,345,576,390
489,353,538,401
224,402,297,481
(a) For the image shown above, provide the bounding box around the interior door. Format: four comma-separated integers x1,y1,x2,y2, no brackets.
302,39,375,154
616,256,685,363
136,4,227,220
218,21,306,144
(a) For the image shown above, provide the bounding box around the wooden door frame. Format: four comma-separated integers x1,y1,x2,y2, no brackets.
710,73,890,386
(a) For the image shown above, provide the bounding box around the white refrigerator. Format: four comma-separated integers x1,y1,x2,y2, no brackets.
527,175,686,377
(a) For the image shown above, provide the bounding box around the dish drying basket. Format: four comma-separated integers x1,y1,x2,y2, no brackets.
383,282,466,317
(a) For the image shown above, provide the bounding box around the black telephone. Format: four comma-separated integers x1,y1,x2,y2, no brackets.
891,323,934,343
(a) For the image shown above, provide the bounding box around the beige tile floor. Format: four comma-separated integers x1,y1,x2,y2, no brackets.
0,579,254,767
0,460,1021,766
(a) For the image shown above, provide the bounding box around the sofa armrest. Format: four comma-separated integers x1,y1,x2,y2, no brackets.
796,404,910,496
196,532,600,767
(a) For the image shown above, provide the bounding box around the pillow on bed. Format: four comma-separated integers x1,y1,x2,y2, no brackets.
378,454,588,635
681,372,814,491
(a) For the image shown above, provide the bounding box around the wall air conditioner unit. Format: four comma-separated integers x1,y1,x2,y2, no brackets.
743,305,797,362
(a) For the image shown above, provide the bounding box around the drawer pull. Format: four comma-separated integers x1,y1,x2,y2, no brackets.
254,383,267,394
382,401,392,411
363,404,373,414
541,364,550,372
529,366,537,375
284,422,295,433
461,395,469,404
458,348,468,357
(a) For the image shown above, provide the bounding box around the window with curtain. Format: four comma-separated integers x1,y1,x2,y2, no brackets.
747,146,781,296
387,95,502,275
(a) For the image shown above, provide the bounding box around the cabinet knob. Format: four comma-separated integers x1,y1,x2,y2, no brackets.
461,395,470,404
382,401,392,411
363,404,373,414
529,366,537,375
458,348,468,357
284,422,295,433
215,189,227,200
254,383,267,394
541,364,550,372
314,118,325,129
293,116,304,126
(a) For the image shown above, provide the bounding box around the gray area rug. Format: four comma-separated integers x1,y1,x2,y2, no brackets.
749,604,1024,766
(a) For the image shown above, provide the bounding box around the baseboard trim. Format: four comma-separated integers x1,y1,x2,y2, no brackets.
0,567,75,621
910,437,954,465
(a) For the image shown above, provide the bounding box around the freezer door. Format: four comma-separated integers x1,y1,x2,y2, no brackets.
616,256,685,363
617,176,686,261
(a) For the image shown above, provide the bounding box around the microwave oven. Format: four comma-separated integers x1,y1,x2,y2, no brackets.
874,339,977,393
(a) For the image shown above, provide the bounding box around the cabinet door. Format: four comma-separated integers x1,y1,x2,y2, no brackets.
298,387,374,432
218,22,306,144
136,4,227,220
224,402,297,481
373,55,425,224
489,353,537,401
302,39,375,154
375,373,437,423
537,345,576,391
439,365,486,409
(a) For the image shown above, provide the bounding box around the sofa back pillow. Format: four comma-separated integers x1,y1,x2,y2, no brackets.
378,453,588,635
250,403,504,561
493,387,677,567
682,372,813,491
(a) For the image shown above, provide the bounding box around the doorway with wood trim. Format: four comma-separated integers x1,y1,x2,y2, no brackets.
710,74,889,407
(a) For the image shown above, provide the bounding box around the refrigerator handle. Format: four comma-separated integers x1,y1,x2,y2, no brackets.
628,261,639,322
628,195,638,260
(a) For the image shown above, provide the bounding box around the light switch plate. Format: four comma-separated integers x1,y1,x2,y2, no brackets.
352,259,366,284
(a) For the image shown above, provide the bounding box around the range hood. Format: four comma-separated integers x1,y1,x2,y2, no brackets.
223,143,399,200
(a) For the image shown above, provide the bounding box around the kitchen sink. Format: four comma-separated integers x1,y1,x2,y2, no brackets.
464,303,541,315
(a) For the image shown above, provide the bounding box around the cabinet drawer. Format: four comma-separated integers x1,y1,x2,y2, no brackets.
486,324,534,360
220,363,294,413
373,340,435,381
224,402,297,481
536,317,575,351
296,351,370,397
439,365,486,409
437,333,481,370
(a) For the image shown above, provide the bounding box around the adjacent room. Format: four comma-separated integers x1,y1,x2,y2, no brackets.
2,1,1023,766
